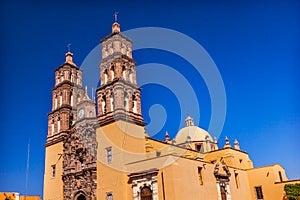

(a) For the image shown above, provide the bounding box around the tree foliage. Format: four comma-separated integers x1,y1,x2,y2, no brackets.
284,183,300,200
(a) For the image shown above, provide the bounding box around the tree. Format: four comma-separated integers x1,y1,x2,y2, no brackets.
284,183,300,200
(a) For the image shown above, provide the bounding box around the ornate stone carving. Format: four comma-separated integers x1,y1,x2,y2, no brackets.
214,161,231,200
62,121,97,200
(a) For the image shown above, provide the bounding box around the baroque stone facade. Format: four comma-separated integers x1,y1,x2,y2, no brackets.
62,121,97,200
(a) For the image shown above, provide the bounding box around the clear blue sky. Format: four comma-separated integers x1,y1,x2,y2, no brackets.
0,0,299,197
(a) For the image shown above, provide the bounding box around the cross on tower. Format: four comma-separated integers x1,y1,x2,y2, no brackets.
67,44,71,52
113,11,119,22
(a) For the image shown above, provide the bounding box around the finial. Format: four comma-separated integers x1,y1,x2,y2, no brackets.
213,137,219,150
225,136,229,143
234,139,240,150
67,44,71,52
214,137,218,143
223,136,231,148
65,47,74,64
113,11,119,22
164,131,171,143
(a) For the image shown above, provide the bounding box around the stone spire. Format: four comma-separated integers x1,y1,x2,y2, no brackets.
223,136,231,148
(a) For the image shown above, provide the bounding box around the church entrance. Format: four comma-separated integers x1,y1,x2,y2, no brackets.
76,194,86,200
220,185,227,200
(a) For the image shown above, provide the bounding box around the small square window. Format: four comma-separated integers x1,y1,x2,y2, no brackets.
106,147,112,163
51,165,56,178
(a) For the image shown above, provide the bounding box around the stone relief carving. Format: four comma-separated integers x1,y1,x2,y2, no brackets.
62,121,97,200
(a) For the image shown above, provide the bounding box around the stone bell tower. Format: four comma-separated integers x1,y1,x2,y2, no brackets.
96,21,145,126
44,51,85,200
95,20,147,199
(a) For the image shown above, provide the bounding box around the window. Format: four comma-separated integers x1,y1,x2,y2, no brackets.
234,172,240,188
278,171,283,182
195,144,202,152
107,193,113,200
51,165,56,178
57,118,60,133
198,167,204,185
106,147,112,163
254,186,264,200
141,186,152,200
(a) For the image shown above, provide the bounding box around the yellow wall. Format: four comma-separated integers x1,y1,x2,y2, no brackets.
159,157,253,200
204,148,253,170
43,142,64,200
96,121,146,199
247,164,288,200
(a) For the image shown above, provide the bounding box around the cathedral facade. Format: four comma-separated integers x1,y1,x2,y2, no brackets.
43,21,299,200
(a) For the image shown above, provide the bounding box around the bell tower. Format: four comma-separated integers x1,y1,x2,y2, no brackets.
44,51,85,200
96,21,145,126
95,21,147,199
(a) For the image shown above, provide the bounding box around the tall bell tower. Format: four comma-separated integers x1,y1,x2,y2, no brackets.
96,21,145,126
95,21,147,199
44,51,85,200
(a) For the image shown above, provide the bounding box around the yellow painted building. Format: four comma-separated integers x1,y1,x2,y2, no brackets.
43,20,299,200
0,193,40,200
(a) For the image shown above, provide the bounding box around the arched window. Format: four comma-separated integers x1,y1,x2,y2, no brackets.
70,92,73,106
124,93,129,111
51,119,54,136
129,71,133,83
110,95,114,112
132,95,137,113
59,94,62,106
140,186,153,200
54,95,58,109
57,116,61,133
104,69,108,84
102,96,107,115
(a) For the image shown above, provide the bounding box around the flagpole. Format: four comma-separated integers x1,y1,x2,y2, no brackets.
25,139,30,200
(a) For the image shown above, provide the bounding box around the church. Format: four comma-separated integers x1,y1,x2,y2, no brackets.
43,20,299,200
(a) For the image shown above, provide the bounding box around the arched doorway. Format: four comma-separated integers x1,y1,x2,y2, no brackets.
77,194,86,200
220,185,227,200
141,186,153,200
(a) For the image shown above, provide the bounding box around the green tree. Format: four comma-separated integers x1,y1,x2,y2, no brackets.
284,183,300,200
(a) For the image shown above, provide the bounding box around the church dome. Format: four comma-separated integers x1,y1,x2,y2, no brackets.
175,116,213,145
